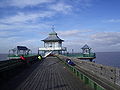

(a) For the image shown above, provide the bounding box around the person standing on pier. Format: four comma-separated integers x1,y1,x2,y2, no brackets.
20,55,30,67
38,55,42,60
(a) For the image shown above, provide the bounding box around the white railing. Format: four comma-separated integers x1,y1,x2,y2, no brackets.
44,51,53,58
39,47,66,51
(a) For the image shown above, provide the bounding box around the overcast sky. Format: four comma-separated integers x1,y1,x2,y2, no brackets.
0,0,120,53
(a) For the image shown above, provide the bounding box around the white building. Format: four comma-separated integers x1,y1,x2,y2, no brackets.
81,44,91,54
38,30,66,56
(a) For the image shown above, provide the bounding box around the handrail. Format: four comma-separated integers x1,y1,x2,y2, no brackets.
55,55,115,90
0,55,38,73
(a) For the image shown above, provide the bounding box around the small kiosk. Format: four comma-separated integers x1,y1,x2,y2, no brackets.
8,46,32,59
38,28,66,57
78,44,96,61
81,44,91,55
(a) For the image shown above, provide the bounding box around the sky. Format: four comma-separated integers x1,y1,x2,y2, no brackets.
0,0,120,53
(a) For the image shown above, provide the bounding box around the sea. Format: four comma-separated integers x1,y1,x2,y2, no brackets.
0,52,120,68
0,54,8,61
95,52,120,68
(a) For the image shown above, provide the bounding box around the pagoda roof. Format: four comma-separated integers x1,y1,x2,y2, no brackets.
81,44,91,49
42,30,64,42
49,30,57,35
17,46,28,50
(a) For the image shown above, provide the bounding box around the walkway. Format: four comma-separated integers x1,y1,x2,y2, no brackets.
15,57,92,90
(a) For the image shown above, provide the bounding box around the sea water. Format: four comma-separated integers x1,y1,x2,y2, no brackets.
95,52,120,68
0,52,120,68
0,54,8,61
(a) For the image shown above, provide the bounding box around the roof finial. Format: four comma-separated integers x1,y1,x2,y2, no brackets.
49,25,57,35
51,25,55,31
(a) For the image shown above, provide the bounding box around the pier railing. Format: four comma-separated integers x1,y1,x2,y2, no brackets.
64,53,96,58
0,59,22,73
65,63,105,90
39,47,67,51
8,54,35,59
55,55,105,90
56,54,120,90
0,55,38,73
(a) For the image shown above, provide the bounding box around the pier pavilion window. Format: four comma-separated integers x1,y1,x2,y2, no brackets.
49,42,52,47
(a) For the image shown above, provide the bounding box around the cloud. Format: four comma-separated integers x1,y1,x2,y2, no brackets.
0,0,54,8
0,11,55,24
0,10,55,31
57,30,120,52
1,29,120,53
91,32,120,45
58,30,81,36
0,30,18,37
0,0,75,53
103,19,120,23
0,2,73,24
55,29,93,52
49,3,72,14
0,2,73,31
0,37,41,53
67,0,94,10
0,36,23,52
56,29,93,46
89,32,120,51
0,21,51,32
1,0,119,53
16,39,40,46
57,29,93,38
15,39,43,52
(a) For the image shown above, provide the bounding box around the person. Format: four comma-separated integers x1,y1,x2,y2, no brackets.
66,58,75,66
20,55,26,61
20,55,30,67
38,55,42,60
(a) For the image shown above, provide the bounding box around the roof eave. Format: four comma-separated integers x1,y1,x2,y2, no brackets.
42,40,64,42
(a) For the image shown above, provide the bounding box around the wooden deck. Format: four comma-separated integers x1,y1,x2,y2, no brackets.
15,57,92,90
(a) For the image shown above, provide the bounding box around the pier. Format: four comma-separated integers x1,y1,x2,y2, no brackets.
0,55,120,90
16,57,93,90
0,56,93,90
64,44,96,62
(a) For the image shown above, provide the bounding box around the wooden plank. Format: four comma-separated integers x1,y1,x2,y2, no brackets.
16,57,93,90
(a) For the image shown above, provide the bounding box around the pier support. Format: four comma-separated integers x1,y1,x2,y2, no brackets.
89,59,93,62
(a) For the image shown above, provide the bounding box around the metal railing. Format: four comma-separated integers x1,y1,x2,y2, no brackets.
64,53,96,58
65,63,105,90
56,56,105,90
0,55,38,73
39,47,67,51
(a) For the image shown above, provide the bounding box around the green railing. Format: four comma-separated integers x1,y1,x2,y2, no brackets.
0,55,38,73
64,53,96,58
8,54,36,58
56,56,105,90
65,63,105,90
